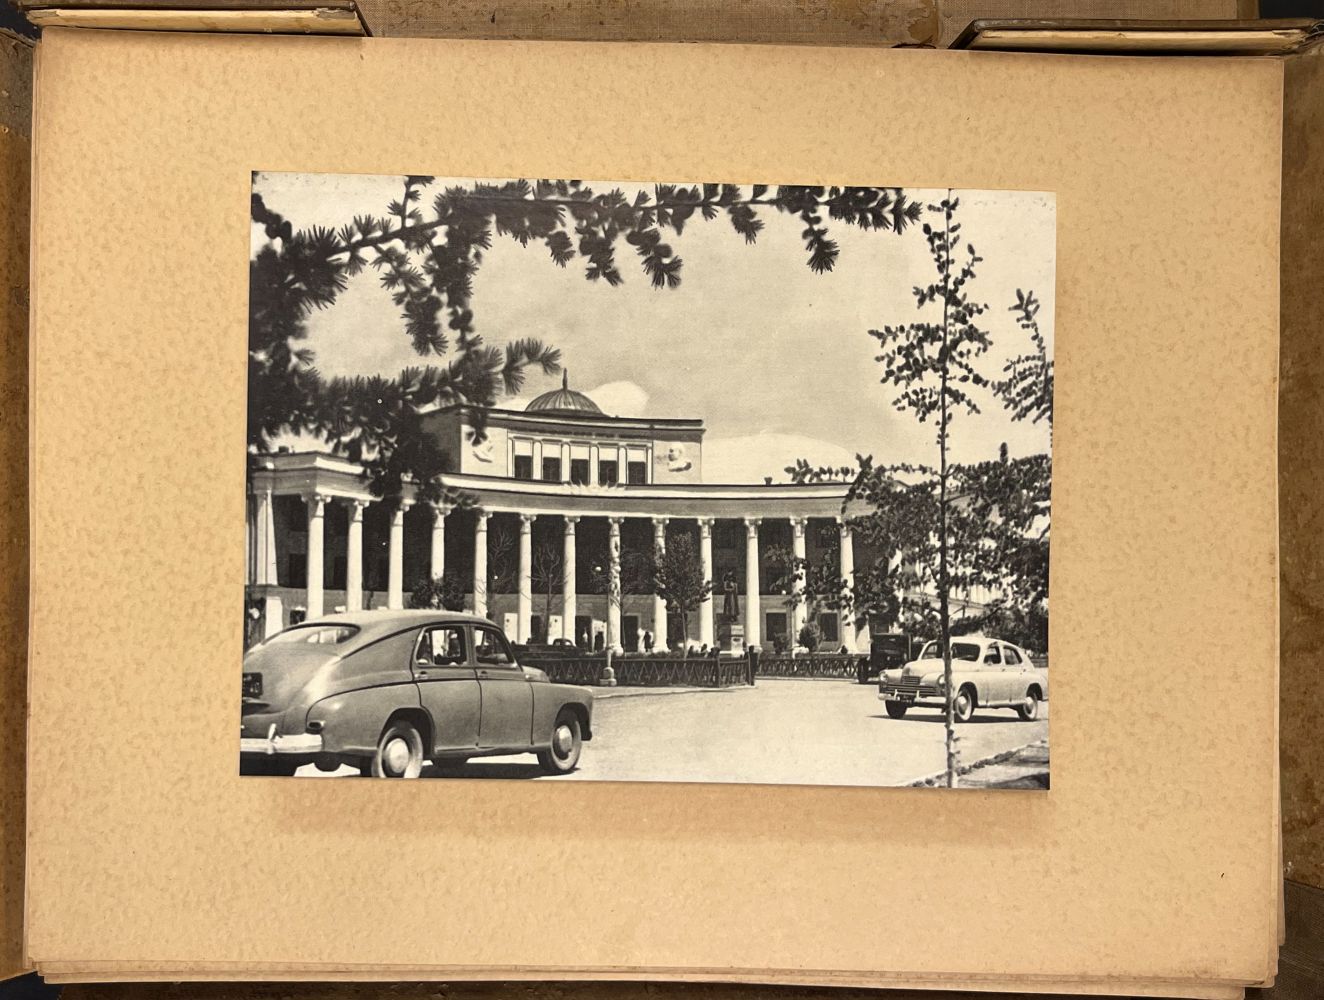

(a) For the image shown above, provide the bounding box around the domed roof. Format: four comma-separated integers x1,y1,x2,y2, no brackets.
526,371,602,415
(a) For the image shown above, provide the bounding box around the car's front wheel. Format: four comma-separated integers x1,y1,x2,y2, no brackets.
883,700,908,719
368,719,425,778
1016,689,1041,721
537,709,582,775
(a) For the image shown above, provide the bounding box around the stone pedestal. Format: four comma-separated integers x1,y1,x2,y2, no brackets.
717,617,745,656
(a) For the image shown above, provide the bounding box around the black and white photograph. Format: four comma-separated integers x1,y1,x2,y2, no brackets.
242,172,1054,788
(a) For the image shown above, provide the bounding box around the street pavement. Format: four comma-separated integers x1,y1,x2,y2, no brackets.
294,677,1049,786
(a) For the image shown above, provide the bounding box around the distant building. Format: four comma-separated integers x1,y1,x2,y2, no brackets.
246,373,874,652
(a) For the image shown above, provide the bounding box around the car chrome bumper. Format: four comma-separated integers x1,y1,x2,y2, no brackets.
240,726,323,756
878,687,942,701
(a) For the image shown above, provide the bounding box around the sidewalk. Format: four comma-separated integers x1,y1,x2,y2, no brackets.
908,739,1050,789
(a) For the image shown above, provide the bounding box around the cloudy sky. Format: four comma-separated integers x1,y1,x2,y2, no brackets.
253,172,1055,483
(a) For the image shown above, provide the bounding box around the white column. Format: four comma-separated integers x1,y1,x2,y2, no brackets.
790,516,808,644
346,499,366,611
473,511,491,617
430,502,448,581
562,516,579,642
697,518,715,649
387,501,411,610
589,443,600,485
532,440,544,480
246,495,256,585
838,517,857,653
304,494,327,619
617,444,628,483
255,488,278,586
607,516,623,653
517,513,535,642
651,516,669,651
560,441,571,481
744,517,762,649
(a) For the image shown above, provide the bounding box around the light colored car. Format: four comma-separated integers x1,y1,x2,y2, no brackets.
877,635,1047,722
240,610,593,778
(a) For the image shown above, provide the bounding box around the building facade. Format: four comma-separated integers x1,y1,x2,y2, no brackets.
246,375,877,652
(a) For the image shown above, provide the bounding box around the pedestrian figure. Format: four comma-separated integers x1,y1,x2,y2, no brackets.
594,631,604,652
643,629,654,653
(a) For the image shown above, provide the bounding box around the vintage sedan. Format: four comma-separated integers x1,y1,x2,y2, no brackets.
877,636,1047,722
240,610,594,778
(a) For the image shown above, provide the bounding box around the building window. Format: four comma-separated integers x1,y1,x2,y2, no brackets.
570,458,590,485
513,454,533,480
818,612,840,644
542,456,563,482
627,461,647,485
598,460,619,486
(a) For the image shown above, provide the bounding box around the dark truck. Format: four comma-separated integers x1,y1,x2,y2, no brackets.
858,631,915,684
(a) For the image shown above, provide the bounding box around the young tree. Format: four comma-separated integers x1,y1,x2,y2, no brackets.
650,533,713,657
870,193,992,787
486,524,517,597
530,540,563,642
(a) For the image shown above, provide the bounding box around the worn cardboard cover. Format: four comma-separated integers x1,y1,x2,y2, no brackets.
0,28,32,986
23,27,1283,991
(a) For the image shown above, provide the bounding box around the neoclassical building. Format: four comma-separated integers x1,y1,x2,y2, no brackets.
246,375,878,652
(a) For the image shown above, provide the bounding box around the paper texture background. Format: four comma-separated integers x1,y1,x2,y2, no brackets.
26,29,1282,986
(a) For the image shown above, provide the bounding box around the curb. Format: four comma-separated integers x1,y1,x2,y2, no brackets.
594,685,754,700
906,738,1049,788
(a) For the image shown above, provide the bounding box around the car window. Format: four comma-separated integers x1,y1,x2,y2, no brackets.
920,641,981,662
984,645,1002,665
416,626,467,666
1003,645,1023,666
268,624,359,645
474,627,516,667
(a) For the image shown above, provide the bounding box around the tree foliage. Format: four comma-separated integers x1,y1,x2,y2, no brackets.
250,177,921,505
408,571,467,612
995,289,1053,428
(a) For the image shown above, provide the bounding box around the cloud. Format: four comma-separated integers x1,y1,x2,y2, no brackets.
584,381,649,417
702,432,859,485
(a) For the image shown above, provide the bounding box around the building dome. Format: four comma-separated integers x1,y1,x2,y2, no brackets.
526,371,602,415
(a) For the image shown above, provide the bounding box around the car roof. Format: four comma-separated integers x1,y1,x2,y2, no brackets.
925,635,1024,648
297,609,497,643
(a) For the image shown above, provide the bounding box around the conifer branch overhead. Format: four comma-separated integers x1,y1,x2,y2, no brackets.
249,177,921,504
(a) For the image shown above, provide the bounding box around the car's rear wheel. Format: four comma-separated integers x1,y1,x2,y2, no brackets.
953,686,976,723
369,719,425,778
1016,689,1041,721
883,700,908,719
537,710,582,775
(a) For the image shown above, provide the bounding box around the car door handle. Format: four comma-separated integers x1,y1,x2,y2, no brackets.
415,670,429,680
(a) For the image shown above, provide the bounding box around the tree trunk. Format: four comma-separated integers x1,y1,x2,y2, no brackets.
940,193,957,789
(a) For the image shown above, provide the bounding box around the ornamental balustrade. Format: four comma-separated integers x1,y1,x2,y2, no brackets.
528,653,755,688
754,653,867,679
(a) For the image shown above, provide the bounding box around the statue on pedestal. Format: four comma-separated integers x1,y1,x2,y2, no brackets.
717,571,744,654
721,571,740,622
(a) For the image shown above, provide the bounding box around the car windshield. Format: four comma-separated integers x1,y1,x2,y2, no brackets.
918,641,982,662
267,624,359,646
